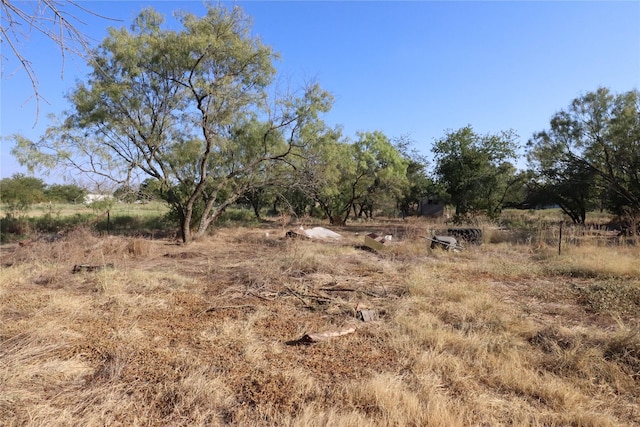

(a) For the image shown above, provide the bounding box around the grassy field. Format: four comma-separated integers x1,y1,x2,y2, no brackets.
0,201,170,218
1,217,639,426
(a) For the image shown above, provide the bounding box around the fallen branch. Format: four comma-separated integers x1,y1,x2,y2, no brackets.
203,305,255,313
285,286,312,307
292,327,356,344
285,286,340,306
195,304,256,317
318,287,381,298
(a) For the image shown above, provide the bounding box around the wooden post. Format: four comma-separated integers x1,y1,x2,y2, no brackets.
107,210,110,235
558,221,563,255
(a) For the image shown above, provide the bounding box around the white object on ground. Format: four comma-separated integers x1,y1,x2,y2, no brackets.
301,227,342,239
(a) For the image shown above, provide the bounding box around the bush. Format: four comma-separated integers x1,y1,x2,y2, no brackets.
0,215,30,242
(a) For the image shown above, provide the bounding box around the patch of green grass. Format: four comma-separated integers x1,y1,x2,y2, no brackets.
217,208,261,227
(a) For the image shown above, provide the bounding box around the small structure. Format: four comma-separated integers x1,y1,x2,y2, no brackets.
418,196,445,217
84,194,113,205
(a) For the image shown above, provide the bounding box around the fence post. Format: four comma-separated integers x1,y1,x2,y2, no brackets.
558,221,563,255
107,210,110,235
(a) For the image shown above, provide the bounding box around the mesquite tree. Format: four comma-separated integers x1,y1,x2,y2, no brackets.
12,6,333,242
528,88,640,225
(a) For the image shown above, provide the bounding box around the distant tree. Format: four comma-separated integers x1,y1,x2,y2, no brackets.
238,187,270,219
11,6,333,243
113,185,137,203
526,139,599,223
432,126,521,221
528,88,640,225
0,173,46,214
138,178,162,202
351,132,409,219
45,183,87,204
393,137,434,216
293,131,351,225
88,197,114,214
299,131,408,225
277,186,316,217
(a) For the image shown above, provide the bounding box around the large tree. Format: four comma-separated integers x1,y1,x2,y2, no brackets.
432,126,522,220
12,6,333,243
526,140,599,224
528,88,640,225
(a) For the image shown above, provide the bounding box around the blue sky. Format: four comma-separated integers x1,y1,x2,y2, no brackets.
1,1,639,182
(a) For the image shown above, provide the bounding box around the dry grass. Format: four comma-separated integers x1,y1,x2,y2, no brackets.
1,220,639,426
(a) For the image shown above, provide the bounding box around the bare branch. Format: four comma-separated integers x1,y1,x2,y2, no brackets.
0,0,119,124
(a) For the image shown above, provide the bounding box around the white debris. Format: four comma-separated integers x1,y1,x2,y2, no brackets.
300,226,342,239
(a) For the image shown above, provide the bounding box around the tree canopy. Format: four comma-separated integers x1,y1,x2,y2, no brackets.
528,87,640,225
432,126,522,220
0,174,47,214
12,5,334,243
295,131,408,225
5,5,637,231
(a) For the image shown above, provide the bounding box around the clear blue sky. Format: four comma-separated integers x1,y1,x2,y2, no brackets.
1,1,639,182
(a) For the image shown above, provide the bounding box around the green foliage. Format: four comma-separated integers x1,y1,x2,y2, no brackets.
524,156,596,223
93,212,172,235
394,138,435,216
528,88,640,224
89,198,115,214
138,179,162,202
45,184,87,203
297,131,409,224
0,215,28,242
352,131,409,218
113,185,138,203
10,5,333,244
218,207,260,226
0,174,47,215
0,211,95,243
34,212,94,233
432,126,522,221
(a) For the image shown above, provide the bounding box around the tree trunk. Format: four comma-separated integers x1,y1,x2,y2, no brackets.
173,205,190,244
252,201,261,219
180,218,191,244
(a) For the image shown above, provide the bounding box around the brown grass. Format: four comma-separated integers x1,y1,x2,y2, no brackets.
1,220,639,426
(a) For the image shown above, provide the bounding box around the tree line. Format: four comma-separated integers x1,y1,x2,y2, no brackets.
6,5,639,243
0,175,87,213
